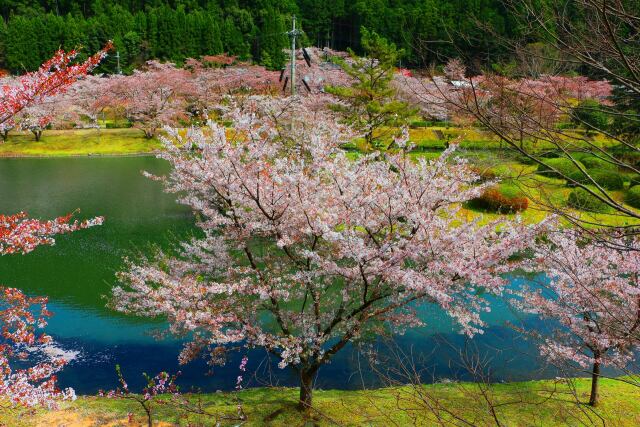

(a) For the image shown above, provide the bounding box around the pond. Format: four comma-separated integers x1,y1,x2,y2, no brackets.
0,156,553,394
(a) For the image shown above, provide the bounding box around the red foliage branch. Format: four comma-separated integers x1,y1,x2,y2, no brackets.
0,42,113,126
0,211,104,255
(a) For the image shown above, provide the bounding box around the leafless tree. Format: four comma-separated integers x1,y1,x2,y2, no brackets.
405,0,640,242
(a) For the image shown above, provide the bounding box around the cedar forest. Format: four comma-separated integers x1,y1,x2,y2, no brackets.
0,0,517,73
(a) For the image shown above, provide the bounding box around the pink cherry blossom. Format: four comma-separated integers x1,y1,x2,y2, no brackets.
0,46,108,409
112,96,545,407
517,230,640,406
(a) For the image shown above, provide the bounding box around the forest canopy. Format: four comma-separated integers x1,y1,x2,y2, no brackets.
0,0,519,73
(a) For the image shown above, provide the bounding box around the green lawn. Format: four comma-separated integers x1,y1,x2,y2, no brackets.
0,128,161,157
11,377,640,426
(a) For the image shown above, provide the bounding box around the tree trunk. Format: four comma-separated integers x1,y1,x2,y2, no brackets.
33,130,42,141
589,359,601,406
1,130,8,142
298,368,316,411
144,129,156,139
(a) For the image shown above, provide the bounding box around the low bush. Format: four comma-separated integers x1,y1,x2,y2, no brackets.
537,157,586,178
572,99,610,132
409,119,451,128
409,120,431,128
567,188,612,213
469,166,498,182
105,121,132,129
468,184,529,213
577,155,617,171
556,122,575,130
609,145,640,168
629,175,640,187
567,169,624,190
626,185,640,209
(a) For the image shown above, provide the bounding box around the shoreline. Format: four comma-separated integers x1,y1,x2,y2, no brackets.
0,151,160,159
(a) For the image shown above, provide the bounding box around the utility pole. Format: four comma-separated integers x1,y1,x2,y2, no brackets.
287,15,302,96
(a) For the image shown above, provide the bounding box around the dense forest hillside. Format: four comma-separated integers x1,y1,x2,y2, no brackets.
0,0,518,74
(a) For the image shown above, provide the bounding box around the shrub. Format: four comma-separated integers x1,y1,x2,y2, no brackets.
556,122,574,130
572,99,610,132
626,185,640,209
468,184,529,213
469,166,497,182
567,169,624,190
630,175,640,187
105,121,132,129
537,157,586,178
567,188,612,213
609,145,640,169
578,155,617,171
409,120,430,128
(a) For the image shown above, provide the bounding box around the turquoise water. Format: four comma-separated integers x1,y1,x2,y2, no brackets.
0,157,550,393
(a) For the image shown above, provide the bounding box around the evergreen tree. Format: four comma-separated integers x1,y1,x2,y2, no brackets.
5,16,41,71
0,19,6,70
121,31,142,71
326,28,416,150
202,13,223,55
222,16,250,59
256,7,287,70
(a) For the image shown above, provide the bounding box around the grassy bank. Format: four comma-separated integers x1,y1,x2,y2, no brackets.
9,377,640,426
0,126,618,158
1,127,637,228
0,129,161,157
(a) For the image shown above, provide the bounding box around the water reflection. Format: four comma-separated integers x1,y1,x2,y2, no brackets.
0,157,558,393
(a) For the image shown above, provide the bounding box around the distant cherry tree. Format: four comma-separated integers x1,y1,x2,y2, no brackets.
16,100,62,141
187,62,280,120
100,61,196,139
518,230,640,406
63,75,107,129
112,98,543,410
0,120,15,142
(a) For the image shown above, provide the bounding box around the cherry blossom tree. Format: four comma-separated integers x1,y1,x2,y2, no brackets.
187,62,280,121
0,44,112,128
99,61,196,139
417,61,612,139
518,230,640,406
420,56,638,231
0,120,15,142
0,45,109,409
112,98,543,410
393,74,452,122
16,99,62,141
62,75,108,129
0,288,75,409
0,212,103,408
